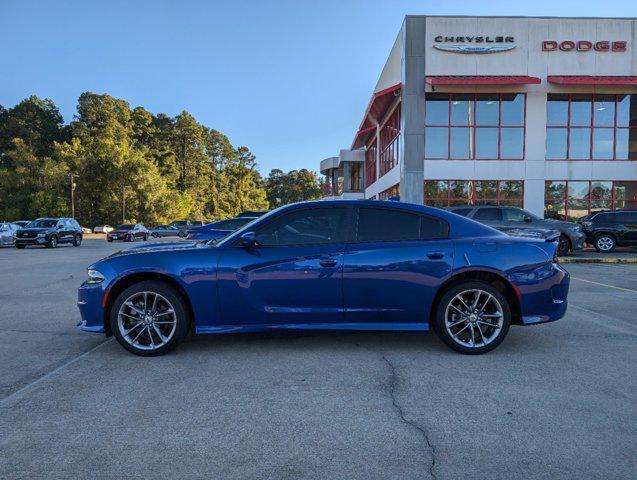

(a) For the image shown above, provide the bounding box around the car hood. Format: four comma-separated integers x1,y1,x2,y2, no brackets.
109,230,131,234
541,219,577,228
107,241,201,258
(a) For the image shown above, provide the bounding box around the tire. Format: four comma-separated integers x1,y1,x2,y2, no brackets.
178,231,185,238
143,234,148,241
110,280,190,356
127,234,134,242
434,281,511,355
152,233,158,238
107,238,113,243
594,233,616,253
47,235,58,248
73,234,82,247
15,244,26,249
556,234,571,256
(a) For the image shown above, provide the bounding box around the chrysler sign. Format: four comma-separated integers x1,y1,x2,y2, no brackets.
433,35,516,54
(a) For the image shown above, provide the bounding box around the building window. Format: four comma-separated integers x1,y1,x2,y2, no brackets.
545,180,637,221
424,180,524,207
379,105,400,177
425,93,525,160
546,94,637,160
348,163,363,191
365,140,377,188
378,184,400,200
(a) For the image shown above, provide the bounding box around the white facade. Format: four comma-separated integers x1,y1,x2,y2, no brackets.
323,16,637,219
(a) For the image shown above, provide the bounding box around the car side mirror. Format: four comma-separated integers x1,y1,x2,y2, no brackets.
523,215,532,223
239,231,257,248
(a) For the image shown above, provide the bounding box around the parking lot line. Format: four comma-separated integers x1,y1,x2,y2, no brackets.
570,276,637,294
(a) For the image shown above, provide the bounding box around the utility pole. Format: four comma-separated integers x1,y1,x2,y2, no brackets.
69,173,79,218
122,185,127,224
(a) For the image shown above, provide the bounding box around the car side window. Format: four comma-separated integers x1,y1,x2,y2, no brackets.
357,207,421,242
254,207,348,246
502,208,526,222
451,208,472,217
473,208,502,221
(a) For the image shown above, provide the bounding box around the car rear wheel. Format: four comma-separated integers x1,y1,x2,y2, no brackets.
434,281,511,354
556,234,571,256
178,231,185,238
47,235,58,248
142,234,148,241
110,281,190,356
73,234,82,247
594,234,616,253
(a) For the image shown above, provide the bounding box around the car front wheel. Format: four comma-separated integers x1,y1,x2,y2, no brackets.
594,234,616,253
110,281,190,356
73,234,82,247
556,234,571,256
434,281,511,354
47,235,58,248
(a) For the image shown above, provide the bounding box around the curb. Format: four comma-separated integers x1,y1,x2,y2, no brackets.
558,257,637,264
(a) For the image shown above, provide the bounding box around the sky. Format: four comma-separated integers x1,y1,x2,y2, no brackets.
1,0,636,175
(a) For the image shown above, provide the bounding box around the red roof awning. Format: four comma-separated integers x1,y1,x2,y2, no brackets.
547,75,637,86
351,125,377,150
426,75,541,85
351,83,401,149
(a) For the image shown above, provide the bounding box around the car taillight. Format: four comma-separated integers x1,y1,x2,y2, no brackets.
186,233,194,239
581,221,592,228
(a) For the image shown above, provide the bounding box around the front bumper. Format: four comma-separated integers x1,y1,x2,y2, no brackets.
14,237,48,246
569,231,586,251
76,282,107,333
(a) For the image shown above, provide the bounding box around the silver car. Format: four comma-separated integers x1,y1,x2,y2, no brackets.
0,222,20,246
447,206,586,256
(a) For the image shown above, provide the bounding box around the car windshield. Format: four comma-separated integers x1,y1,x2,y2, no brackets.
27,219,57,228
116,224,134,230
210,218,253,230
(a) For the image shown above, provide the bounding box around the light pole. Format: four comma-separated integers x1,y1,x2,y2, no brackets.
121,185,127,224
68,173,79,219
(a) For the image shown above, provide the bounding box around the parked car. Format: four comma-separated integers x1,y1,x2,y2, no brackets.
81,227,92,234
185,217,257,242
169,220,205,231
580,210,637,252
12,220,30,228
0,222,20,246
107,224,149,242
237,210,268,218
447,206,585,256
77,200,569,356
94,225,114,234
150,225,186,238
14,218,83,248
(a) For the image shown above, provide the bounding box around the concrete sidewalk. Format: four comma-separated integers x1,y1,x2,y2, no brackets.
559,247,637,263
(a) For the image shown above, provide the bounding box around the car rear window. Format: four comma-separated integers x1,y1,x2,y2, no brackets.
450,208,472,217
473,208,502,221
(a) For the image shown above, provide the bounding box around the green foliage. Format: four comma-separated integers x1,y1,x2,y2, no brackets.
0,93,272,226
265,168,322,208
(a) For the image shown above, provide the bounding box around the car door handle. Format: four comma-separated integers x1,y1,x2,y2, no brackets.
319,259,338,267
426,252,444,259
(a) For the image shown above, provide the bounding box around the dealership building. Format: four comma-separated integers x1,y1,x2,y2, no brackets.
320,16,637,220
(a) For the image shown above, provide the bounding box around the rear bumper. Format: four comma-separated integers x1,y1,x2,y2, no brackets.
514,262,570,325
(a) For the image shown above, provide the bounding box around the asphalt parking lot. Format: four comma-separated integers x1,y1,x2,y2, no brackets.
0,239,635,479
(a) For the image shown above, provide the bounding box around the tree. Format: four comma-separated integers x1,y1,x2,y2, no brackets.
265,168,322,208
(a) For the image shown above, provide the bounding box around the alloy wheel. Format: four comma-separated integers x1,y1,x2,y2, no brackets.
596,236,614,252
117,291,177,351
444,289,504,348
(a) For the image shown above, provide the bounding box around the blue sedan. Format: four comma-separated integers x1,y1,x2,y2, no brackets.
185,217,257,242
77,200,569,356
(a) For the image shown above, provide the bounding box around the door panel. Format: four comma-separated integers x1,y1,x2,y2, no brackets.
217,244,345,325
342,241,453,324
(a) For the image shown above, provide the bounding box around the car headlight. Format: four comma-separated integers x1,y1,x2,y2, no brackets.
87,269,105,284
570,225,582,232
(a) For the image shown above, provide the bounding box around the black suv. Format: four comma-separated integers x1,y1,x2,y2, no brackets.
14,218,83,249
581,210,637,252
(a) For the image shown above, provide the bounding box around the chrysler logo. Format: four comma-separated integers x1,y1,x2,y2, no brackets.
434,44,516,54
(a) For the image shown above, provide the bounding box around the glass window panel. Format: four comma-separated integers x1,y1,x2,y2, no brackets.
499,199,523,207
475,181,498,199
473,208,501,221
357,208,420,242
568,181,590,200
591,200,612,211
617,94,637,127
424,127,448,158
500,181,523,199
424,180,448,199
569,128,591,159
545,201,566,221
425,200,448,208
476,94,499,126
449,199,473,206
475,199,499,205
425,94,449,125
475,128,498,159
545,181,566,200
500,128,524,159
546,128,567,159
614,181,637,202
255,208,348,246
547,94,569,126
449,127,472,159
570,95,592,126
615,128,637,160
450,94,474,126
567,199,590,221
449,180,472,200
501,94,525,126
591,182,612,200
592,128,614,159
593,95,615,127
